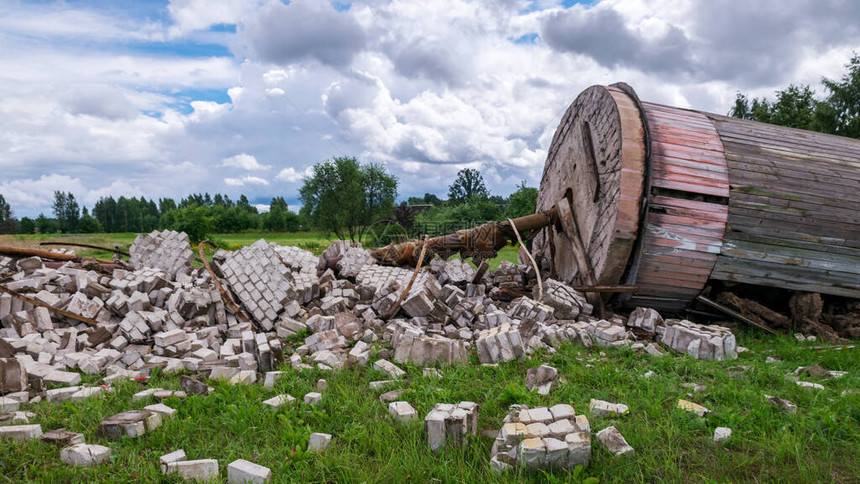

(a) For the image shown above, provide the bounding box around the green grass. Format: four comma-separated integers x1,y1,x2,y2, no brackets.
1,331,858,483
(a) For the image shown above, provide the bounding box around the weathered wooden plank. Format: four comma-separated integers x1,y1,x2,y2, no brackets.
727,214,859,248
711,260,860,298
651,177,729,197
719,239,860,275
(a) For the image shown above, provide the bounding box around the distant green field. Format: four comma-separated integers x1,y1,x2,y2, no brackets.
1,231,521,270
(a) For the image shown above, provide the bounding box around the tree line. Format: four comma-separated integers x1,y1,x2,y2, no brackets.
0,157,537,244
730,54,860,138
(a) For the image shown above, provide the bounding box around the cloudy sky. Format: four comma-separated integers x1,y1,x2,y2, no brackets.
1,0,858,217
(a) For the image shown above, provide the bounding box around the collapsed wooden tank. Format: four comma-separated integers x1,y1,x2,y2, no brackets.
533,83,860,313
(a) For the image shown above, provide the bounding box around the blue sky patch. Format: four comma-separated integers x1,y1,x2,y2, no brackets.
512,33,541,45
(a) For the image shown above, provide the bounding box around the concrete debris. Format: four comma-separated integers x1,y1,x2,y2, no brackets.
0,423,42,441
714,427,732,443
0,358,27,393
627,307,663,333
263,394,296,408
0,396,19,412
129,230,195,278
525,365,558,395
677,399,710,416
165,459,219,481
476,323,525,364
765,395,798,414
424,402,478,452
160,449,187,472
491,404,590,471
380,389,405,403
60,443,111,467
99,410,160,439
796,380,825,390
0,410,35,425
589,399,629,417
373,359,405,379
308,432,332,452
304,392,322,405
41,428,85,447
423,368,442,379
661,319,737,361
389,401,418,421
595,426,634,457
391,321,467,366
228,459,272,484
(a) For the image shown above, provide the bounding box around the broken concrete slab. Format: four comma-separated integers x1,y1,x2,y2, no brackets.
677,399,710,417
714,427,732,443
263,394,295,408
424,402,479,452
228,459,272,484
0,424,42,441
589,399,629,417
160,449,187,472
373,359,405,379
308,432,332,452
304,392,322,405
525,365,557,395
41,428,84,447
98,410,157,439
165,459,219,481
765,394,797,414
0,358,27,393
60,443,111,467
389,401,418,422
595,426,634,457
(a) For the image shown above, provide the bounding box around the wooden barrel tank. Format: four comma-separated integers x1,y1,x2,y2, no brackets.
533,83,860,313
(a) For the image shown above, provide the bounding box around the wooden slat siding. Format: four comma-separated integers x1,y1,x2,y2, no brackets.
706,113,860,299
629,104,729,312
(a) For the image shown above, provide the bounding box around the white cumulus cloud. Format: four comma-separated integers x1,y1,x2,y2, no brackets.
221,153,270,170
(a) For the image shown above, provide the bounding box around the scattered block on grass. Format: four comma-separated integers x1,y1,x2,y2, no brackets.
525,365,558,395
796,381,824,390
0,424,42,441
165,459,219,482
0,411,34,426
60,444,111,467
595,426,634,457
373,359,405,378
263,371,285,388
228,459,272,483
263,394,295,408
714,427,732,443
677,399,710,417
46,386,82,403
304,392,322,405
180,376,213,395
153,389,186,400
144,403,177,418
132,388,163,401
0,396,19,413
765,395,797,414
589,399,629,417
492,404,591,471
316,379,328,392
379,389,404,403
70,386,107,402
160,449,186,472
389,401,418,421
423,402,479,452
98,410,158,439
308,432,332,452
41,428,84,447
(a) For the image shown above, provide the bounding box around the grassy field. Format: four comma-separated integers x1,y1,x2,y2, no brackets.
0,231,521,270
0,330,857,483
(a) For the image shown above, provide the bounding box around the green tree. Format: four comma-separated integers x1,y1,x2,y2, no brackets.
78,207,103,233
18,217,35,234
504,181,538,219
299,156,398,242
35,213,58,234
0,194,17,234
52,191,80,233
263,197,289,231
448,168,489,205
818,54,860,138
170,206,213,243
